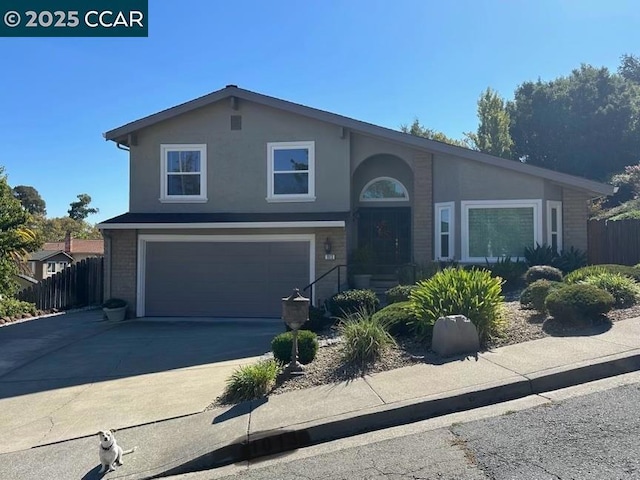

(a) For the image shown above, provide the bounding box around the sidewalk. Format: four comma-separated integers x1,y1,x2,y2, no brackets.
2,318,640,480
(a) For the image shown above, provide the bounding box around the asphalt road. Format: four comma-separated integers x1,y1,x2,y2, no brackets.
206,382,640,480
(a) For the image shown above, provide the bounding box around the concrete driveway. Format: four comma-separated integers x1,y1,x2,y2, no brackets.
0,310,284,454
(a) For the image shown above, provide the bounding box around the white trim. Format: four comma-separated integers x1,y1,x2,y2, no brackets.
359,176,410,202
266,141,315,201
136,233,316,317
99,220,345,230
547,200,563,253
160,144,207,202
461,199,543,263
434,202,455,260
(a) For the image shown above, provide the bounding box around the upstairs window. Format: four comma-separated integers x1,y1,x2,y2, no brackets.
160,144,207,202
360,177,409,202
267,141,315,202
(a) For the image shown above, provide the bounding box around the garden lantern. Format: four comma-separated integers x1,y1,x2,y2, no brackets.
281,288,309,374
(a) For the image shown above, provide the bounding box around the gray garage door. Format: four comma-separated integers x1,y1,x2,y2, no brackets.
144,241,310,317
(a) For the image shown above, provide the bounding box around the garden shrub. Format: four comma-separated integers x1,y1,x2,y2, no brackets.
271,330,319,364
520,280,564,313
338,309,396,365
409,268,505,343
289,305,333,333
385,285,416,305
581,273,640,308
524,265,564,284
565,264,640,284
524,243,558,267
0,297,37,318
222,359,280,403
553,247,588,273
371,301,418,337
488,257,528,289
545,284,614,322
327,289,379,317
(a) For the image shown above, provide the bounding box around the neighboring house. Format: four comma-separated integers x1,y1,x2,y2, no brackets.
99,85,614,318
28,233,104,281
28,250,74,281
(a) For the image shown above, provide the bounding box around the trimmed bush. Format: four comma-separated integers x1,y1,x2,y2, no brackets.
222,359,280,403
409,268,505,343
488,257,528,289
371,301,418,336
520,280,564,313
581,273,640,308
327,289,379,317
565,264,640,284
271,330,319,364
338,309,396,365
545,284,614,322
0,297,37,318
524,265,564,284
385,285,416,305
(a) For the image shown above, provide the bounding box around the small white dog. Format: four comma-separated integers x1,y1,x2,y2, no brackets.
97,429,137,473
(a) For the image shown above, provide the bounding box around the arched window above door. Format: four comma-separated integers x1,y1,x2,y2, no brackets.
360,177,409,202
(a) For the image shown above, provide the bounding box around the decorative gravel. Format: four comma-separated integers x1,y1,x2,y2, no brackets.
212,296,640,403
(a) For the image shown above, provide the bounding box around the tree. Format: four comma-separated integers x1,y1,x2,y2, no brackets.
401,119,472,148
68,193,99,221
619,53,640,84
0,168,39,295
32,216,102,242
12,185,46,216
465,88,513,158
508,63,640,180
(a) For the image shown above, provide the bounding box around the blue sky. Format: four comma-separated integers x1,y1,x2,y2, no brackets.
1,0,639,223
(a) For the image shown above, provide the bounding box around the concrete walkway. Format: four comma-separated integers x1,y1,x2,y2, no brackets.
2,316,640,479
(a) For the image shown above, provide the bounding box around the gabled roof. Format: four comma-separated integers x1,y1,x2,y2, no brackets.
104,85,614,196
29,250,73,262
42,240,104,255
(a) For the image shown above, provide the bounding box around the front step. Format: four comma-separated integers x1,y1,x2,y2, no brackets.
369,275,399,306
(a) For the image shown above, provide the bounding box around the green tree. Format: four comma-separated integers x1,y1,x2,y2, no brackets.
401,119,472,148
465,88,513,158
68,193,99,221
0,168,39,295
12,185,46,216
33,216,102,242
619,53,640,84
508,63,640,180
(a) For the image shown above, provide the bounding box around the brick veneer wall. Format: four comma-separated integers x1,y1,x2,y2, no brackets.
105,230,137,317
562,188,590,252
313,227,347,306
412,153,433,264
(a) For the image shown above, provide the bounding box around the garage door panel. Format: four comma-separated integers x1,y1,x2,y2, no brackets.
144,240,310,317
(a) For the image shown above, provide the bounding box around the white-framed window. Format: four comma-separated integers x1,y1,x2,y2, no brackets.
461,200,543,263
160,144,207,202
46,262,56,274
360,177,409,202
58,261,69,271
266,141,315,202
547,201,563,254
435,202,455,260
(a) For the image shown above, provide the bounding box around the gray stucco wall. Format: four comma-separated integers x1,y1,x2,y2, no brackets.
129,100,350,213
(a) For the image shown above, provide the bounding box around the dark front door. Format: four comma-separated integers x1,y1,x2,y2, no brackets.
357,207,411,270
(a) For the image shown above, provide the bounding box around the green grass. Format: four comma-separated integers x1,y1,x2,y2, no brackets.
222,359,280,403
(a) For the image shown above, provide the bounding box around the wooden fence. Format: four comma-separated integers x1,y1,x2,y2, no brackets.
18,257,104,311
588,219,640,265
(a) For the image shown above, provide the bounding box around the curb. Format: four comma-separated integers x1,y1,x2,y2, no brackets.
155,348,640,478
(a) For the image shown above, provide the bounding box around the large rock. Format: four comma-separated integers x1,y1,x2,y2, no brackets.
432,315,480,357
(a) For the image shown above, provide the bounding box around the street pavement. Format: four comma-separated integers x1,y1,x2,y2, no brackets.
2,311,640,479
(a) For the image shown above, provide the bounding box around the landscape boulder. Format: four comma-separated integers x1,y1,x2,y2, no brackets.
432,315,480,357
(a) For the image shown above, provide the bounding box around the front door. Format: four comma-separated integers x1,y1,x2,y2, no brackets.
357,207,411,271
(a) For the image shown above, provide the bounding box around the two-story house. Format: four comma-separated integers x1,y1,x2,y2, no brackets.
98,85,613,318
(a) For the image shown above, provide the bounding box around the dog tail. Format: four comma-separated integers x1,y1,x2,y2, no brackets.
122,446,137,455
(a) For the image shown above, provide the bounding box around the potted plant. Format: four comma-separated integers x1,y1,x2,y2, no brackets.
102,298,127,322
351,246,375,289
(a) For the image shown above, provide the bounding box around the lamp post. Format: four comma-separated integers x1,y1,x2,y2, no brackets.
281,288,309,375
